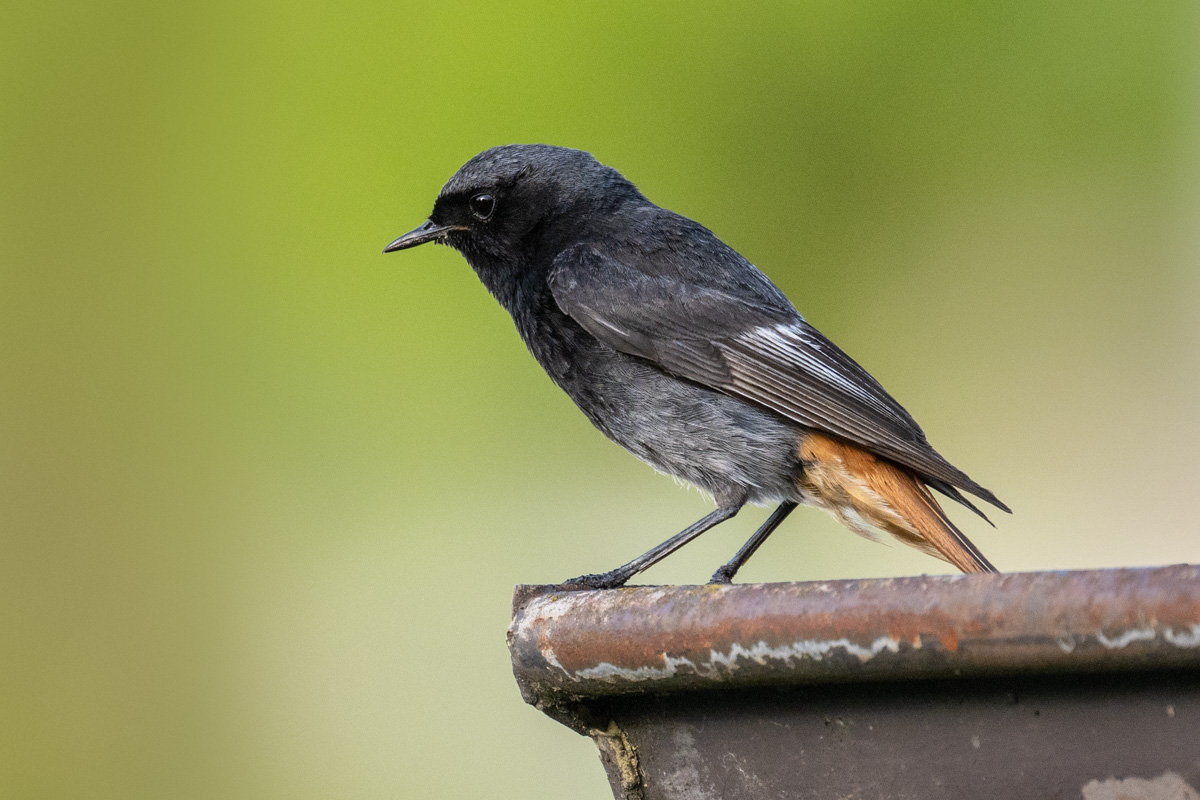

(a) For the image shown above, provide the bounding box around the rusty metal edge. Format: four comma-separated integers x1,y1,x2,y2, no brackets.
508,565,1200,715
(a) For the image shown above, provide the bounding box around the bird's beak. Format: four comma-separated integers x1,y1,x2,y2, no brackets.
382,221,464,253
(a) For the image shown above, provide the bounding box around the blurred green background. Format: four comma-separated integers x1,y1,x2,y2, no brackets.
2,1,1198,797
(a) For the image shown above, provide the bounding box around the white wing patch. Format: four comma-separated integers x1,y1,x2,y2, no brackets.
736,323,895,417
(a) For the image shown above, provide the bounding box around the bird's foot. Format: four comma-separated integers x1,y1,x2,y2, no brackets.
556,571,629,591
708,565,737,584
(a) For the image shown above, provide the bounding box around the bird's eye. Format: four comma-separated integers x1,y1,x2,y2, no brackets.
469,193,496,220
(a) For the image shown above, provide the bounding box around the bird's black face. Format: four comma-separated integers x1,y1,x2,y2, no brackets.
419,163,536,265
384,144,642,270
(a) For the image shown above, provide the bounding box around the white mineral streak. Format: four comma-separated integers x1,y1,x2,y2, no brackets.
1095,627,1158,649
1164,623,1200,648
540,635,902,684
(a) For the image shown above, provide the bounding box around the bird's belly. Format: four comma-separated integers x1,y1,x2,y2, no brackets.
558,352,804,505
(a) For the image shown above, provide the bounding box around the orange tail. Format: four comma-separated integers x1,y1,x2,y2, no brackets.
798,433,997,574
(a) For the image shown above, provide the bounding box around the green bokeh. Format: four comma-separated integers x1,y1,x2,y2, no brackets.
2,2,1197,797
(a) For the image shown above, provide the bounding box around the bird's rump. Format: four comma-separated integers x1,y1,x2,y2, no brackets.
549,243,1009,513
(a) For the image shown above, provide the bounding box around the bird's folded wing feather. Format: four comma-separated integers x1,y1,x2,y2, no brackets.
548,244,1008,512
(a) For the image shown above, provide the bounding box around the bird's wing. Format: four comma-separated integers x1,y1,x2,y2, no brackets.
549,244,1008,512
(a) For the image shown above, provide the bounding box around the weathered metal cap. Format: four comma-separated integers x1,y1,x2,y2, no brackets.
510,565,1200,711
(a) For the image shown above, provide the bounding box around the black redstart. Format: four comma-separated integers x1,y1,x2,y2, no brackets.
385,145,1008,588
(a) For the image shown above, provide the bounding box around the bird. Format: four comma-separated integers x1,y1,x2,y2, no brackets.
385,144,1008,588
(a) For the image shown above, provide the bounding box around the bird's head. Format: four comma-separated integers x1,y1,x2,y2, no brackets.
384,145,643,270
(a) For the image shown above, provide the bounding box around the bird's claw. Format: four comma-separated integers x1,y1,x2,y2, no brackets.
557,572,628,591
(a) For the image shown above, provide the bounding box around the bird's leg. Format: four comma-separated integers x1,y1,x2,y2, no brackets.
709,501,798,584
561,504,742,590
